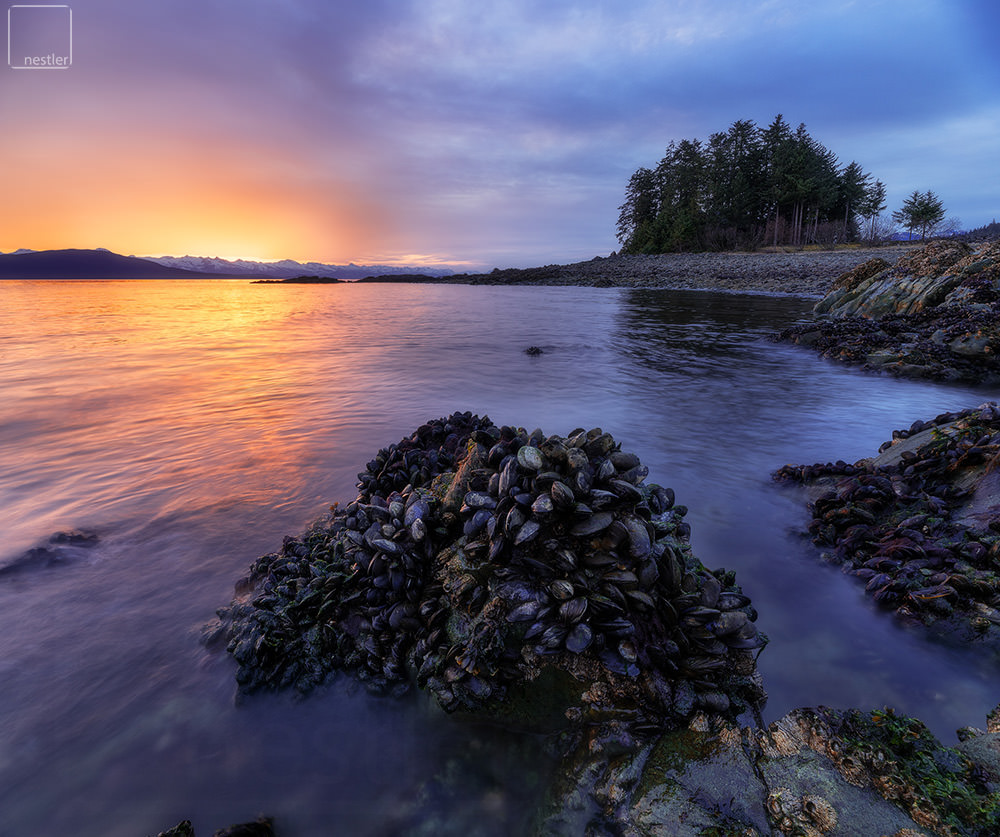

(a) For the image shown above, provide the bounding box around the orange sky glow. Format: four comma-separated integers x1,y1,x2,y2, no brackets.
1,127,395,264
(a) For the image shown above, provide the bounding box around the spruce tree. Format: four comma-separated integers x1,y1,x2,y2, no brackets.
617,115,885,252
892,190,946,240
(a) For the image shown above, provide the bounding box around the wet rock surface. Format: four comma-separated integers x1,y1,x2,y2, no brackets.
774,402,1000,650
213,412,767,729
778,240,1000,384
542,704,1000,836
154,705,1000,836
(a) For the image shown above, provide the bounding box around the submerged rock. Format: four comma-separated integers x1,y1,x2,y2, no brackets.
774,402,1000,648
0,529,100,578
214,412,767,729
778,240,1000,384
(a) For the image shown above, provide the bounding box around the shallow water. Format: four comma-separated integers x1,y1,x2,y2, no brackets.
1,279,998,836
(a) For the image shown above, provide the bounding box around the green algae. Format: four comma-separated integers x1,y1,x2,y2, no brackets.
823,707,1000,836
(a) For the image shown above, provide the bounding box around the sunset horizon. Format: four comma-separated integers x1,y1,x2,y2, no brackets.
3,1,997,270
0,242,494,271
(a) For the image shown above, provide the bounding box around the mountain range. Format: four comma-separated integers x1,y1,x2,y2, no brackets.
0,248,229,280
147,254,454,280
0,248,456,280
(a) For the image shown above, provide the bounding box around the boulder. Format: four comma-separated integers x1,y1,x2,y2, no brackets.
816,241,977,318
779,240,1000,383
213,413,767,730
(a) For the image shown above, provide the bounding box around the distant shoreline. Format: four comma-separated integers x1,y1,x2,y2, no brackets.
0,245,925,292
350,245,922,297
251,275,344,284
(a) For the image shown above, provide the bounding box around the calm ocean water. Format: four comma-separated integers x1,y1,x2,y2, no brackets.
1,279,999,835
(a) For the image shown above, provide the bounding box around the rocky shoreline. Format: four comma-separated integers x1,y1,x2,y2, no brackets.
778,240,1000,384
176,243,1000,835
359,245,921,296
536,701,1000,836
774,403,1000,651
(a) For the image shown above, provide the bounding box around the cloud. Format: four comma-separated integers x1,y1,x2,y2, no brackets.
849,105,1000,227
1,0,995,265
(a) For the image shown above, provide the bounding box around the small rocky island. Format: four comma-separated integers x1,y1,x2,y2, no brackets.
778,240,1000,384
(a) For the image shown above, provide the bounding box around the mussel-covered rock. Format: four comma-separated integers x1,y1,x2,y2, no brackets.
215,412,767,729
775,401,1000,648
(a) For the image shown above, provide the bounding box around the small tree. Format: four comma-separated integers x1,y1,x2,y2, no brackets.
892,191,921,240
892,190,946,241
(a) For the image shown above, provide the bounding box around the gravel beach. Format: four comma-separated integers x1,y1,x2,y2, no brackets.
429,245,923,296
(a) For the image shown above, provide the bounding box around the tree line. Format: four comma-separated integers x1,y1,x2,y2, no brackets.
616,114,944,253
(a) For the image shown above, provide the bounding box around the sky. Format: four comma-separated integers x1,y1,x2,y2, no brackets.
1,0,998,269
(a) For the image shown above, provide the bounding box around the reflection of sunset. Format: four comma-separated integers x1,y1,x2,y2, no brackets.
0,280,366,547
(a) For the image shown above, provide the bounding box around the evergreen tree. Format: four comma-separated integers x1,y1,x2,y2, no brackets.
919,191,947,239
967,219,1000,240
760,114,794,247
657,138,707,251
617,115,885,252
838,161,871,241
892,190,946,240
704,119,767,247
615,167,659,252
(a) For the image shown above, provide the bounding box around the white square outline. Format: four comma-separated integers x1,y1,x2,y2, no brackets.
8,4,72,70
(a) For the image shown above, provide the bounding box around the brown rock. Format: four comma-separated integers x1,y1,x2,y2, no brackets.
831,256,891,291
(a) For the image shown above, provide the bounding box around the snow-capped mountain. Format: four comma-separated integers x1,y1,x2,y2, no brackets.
145,255,454,280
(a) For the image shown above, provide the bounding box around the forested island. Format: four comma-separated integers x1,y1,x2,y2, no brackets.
615,114,952,253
